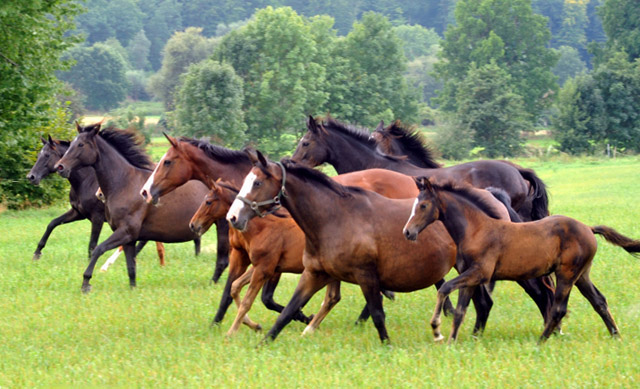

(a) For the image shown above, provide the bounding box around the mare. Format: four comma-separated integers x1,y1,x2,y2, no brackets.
403,177,640,342
54,123,206,292
226,149,469,344
94,187,166,272
292,116,555,322
139,136,467,329
27,136,164,265
190,169,499,336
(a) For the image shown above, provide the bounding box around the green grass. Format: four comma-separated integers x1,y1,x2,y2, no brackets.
1,157,640,386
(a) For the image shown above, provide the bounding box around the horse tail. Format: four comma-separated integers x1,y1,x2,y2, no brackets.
517,167,550,220
591,226,640,257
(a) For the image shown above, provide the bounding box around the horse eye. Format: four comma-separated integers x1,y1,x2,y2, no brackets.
205,200,212,206
164,160,171,166
253,180,261,187
78,143,84,147
420,204,427,209
302,142,310,147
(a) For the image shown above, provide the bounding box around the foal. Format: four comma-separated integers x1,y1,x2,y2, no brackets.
403,177,640,342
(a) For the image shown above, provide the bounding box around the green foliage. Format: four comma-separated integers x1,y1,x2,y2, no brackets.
433,119,475,160
147,27,218,110
553,45,587,86
393,24,441,61
127,30,152,71
599,0,640,62
435,0,559,121
58,43,130,110
553,74,607,154
0,0,82,208
455,62,529,158
75,0,145,46
173,60,247,147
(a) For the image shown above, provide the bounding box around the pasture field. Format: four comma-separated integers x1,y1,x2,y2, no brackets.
1,157,640,387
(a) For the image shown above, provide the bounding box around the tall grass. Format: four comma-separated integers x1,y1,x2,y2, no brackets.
1,157,639,386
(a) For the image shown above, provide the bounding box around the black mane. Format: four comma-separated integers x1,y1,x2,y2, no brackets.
281,158,365,198
97,127,154,171
182,138,250,164
382,122,440,168
435,182,504,220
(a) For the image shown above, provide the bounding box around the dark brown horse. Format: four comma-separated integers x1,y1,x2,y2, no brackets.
226,149,462,344
54,123,206,292
403,177,640,342
292,116,555,322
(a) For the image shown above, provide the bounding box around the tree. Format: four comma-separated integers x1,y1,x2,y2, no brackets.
75,0,144,46
553,74,607,154
127,30,152,70
599,0,640,62
58,43,129,110
0,0,81,208
455,62,529,158
214,7,329,155
557,0,588,54
393,24,441,61
553,45,587,86
147,27,218,110
139,0,183,71
434,0,559,121
173,60,247,147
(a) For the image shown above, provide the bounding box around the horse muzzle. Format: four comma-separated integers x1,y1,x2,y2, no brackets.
26,173,41,185
55,163,70,179
403,227,418,241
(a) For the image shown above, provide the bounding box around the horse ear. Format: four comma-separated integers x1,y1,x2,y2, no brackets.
75,120,82,133
414,176,434,193
41,136,47,145
91,122,101,135
163,132,178,149
307,115,319,134
46,134,57,150
207,177,217,190
374,120,384,132
244,147,268,168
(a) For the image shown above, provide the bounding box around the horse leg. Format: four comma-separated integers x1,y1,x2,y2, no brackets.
539,276,574,342
212,248,249,326
356,289,394,324
469,283,493,336
302,280,341,336
435,278,456,317
229,267,261,331
516,276,555,323
227,267,277,336
449,286,476,343
82,228,136,293
155,242,165,266
575,273,620,337
134,240,148,255
100,246,123,272
88,216,104,260
257,273,313,324
122,243,137,289
431,267,488,342
262,269,332,344
356,275,389,343
193,236,201,256
33,208,83,260
211,219,230,283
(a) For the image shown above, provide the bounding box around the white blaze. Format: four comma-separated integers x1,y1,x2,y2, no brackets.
140,153,165,201
402,198,420,232
226,172,257,222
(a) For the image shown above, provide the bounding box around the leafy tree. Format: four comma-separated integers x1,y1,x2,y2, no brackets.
393,24,440,61
553,45,587,86
553,74,607,154
435,0,559,121
126,70,152,101
557,0,588,53
75,0,144,46
214,7,328,155
455,62,529,158
599,0,640,61
127,30,152,70
58,43,129,110
139,0,183,71
147,27,218,110
0,0,81,208
406,55,442,108
173,60,247,147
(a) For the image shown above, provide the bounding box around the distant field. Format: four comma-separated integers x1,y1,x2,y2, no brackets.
1,157,639,386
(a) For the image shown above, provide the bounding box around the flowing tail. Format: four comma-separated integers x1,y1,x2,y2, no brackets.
517,167,550,221
592,226,640,257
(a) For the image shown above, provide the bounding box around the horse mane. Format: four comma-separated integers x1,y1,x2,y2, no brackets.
98,127,154,171
55,140,71,147
434,182,504,221
181,138,250,165
281,158,364,198
382,122,440,168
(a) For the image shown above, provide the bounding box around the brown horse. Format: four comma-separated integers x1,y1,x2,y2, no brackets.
403,177,640,343
54,123,207,292
225,149,463,344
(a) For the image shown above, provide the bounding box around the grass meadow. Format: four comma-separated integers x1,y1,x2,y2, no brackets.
1,155,640,387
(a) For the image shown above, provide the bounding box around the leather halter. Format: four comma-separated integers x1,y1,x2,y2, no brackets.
235,161,287,218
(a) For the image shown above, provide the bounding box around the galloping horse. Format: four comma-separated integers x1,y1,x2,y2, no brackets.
54,123,206,292
292,116,555,322
226,149,464,343
369,121,441,168
403,177,640,342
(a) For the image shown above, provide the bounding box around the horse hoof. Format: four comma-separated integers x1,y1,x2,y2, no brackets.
32,253,42,261
433,334,445,342
254,324,262,332
81,284,92,294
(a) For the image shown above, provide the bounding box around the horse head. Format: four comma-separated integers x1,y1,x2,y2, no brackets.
403,176,441,241
55,122,101,179
27,135,69,185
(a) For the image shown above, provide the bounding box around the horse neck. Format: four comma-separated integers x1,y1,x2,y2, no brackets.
438,191,494,246
67,165,98,193
280,172,342,245
185,143,252,187
323,131,382,173
92,136,147,197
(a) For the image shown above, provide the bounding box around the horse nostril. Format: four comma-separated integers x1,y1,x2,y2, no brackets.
141,189,148,199
56,164,64,171
229,216,237,224
27,174,34,181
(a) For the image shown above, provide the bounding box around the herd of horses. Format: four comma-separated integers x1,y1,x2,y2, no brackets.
27,116,640,344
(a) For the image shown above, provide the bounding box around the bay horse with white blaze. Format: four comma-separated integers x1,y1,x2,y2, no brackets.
403,177,640,342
